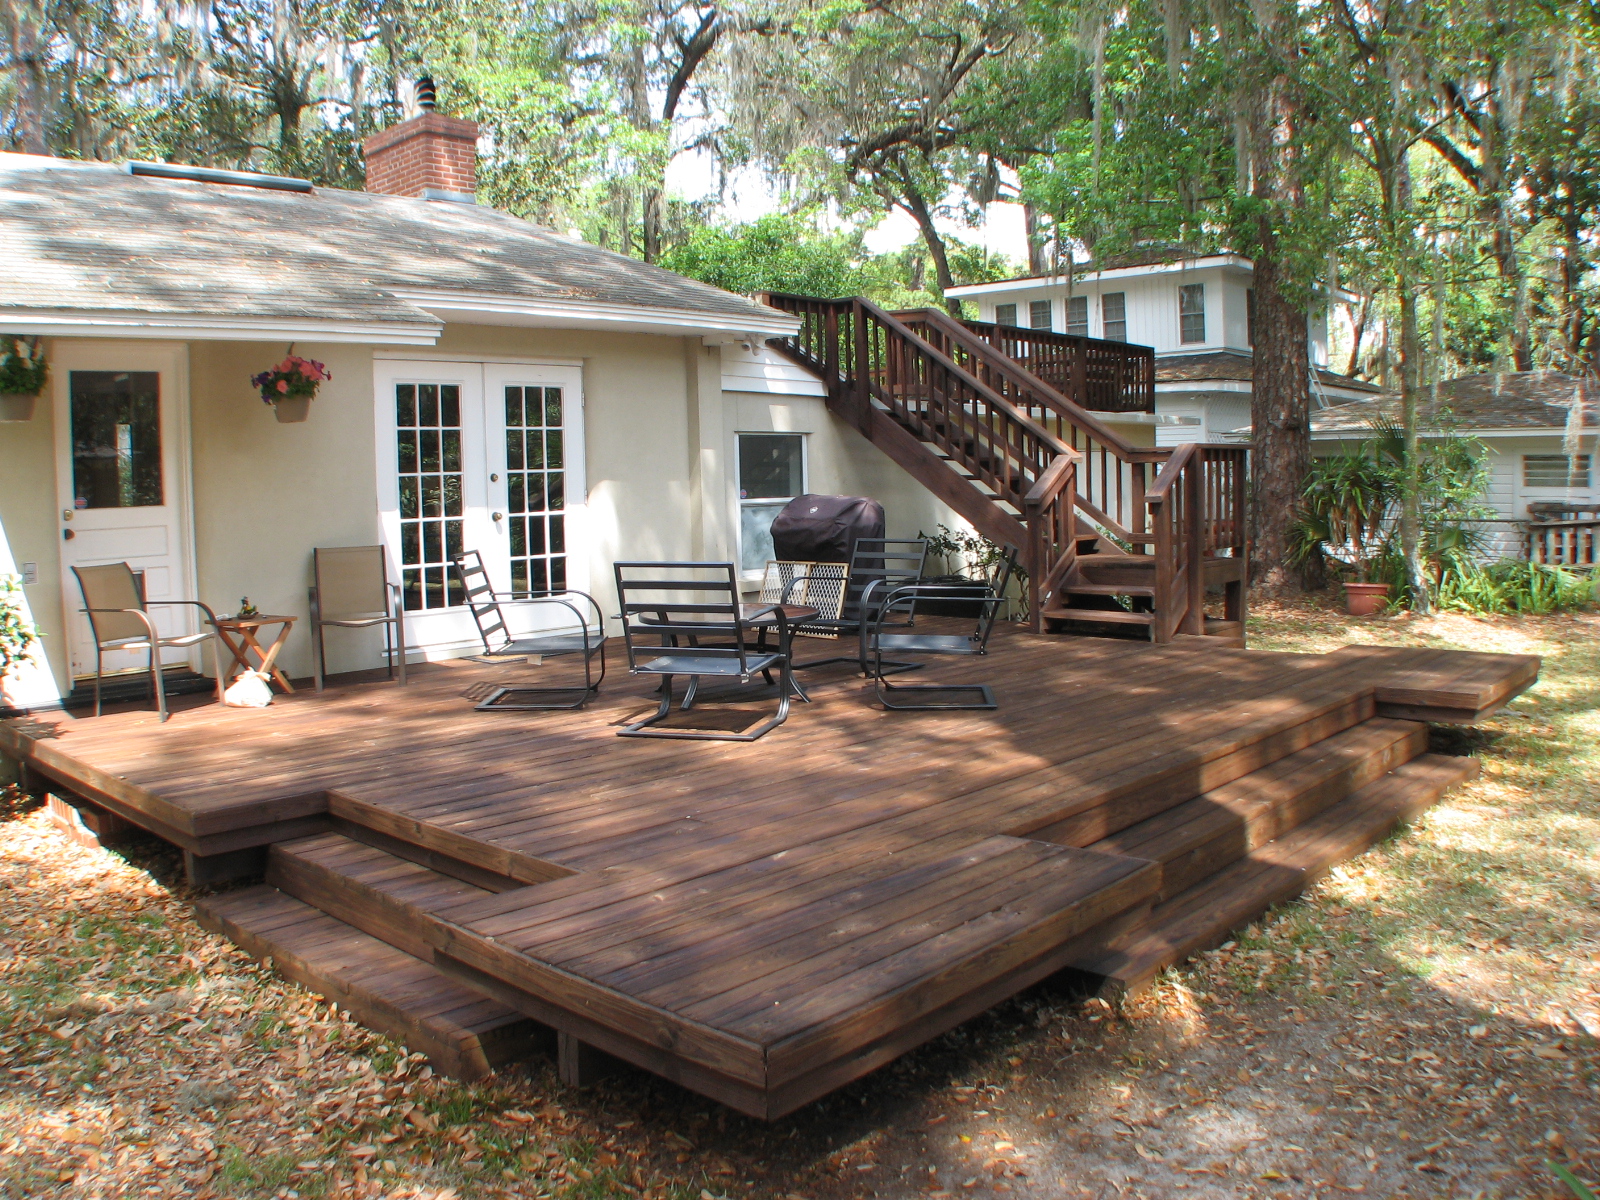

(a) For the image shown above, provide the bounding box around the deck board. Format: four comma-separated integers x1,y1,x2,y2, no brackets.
2,627,1536,1117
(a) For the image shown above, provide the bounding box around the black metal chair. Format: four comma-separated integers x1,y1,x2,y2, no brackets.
787,537,930,674
864,547,1019,710
614,561,797,741
452,550,606,710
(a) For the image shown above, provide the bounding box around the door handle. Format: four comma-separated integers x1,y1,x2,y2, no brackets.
491,512,504,522
63,528,75,540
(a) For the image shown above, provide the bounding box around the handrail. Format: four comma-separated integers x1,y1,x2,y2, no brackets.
1145,442,1200,505
956,316,1157,415
899,308,1157,458
1023,449,1077,507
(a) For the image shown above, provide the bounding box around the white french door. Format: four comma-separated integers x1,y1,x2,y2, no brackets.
52,342,198,679
375,359,586,655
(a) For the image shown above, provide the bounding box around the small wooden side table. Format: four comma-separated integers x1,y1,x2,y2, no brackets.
213,614,298,693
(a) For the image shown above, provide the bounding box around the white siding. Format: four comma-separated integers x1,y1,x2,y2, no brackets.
719,343,827,397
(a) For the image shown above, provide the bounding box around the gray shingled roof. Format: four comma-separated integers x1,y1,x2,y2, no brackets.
1157,349,1379,394
1311,371,1600,434
0,154,787,334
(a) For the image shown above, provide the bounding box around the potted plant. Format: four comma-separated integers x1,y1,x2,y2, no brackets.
0,336,47,422
0,574,41,712
251,351,330,423
918,524,1023,618
1291,450,1396,615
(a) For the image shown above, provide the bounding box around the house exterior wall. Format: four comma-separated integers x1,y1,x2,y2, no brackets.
0,378,66,706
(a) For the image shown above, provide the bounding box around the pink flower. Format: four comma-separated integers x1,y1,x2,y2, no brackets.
276,379,289,393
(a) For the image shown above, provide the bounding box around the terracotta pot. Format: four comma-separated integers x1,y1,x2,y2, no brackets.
0,392,38,422
273,396,311,423
1343,581,1391,616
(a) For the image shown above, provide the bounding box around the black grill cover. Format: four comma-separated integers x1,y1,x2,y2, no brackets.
770,494,885,564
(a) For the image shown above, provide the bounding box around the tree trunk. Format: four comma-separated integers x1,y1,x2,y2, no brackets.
1024,202,1048,276
1396,276,1430,614
1249,229,1314,594
897,176,960,315
12,7,49,155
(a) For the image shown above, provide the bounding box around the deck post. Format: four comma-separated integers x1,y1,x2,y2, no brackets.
557,1031,628,1088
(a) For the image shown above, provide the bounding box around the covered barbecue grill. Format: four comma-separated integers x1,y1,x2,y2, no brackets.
770,494,885,564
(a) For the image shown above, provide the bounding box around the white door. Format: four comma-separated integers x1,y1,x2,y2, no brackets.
52,342,197,679
375,359,586,656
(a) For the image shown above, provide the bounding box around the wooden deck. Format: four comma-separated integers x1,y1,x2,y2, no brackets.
1,628,1536,1117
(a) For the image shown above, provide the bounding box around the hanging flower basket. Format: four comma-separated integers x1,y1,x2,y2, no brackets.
251,353,330,423
0,336,47,422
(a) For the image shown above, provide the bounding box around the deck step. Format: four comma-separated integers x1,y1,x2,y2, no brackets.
1041,606,1155,626
1068,753,1480,996
195,885,551,1080
1085,718,1427,900
1060,582,1157,598
268,831,528,961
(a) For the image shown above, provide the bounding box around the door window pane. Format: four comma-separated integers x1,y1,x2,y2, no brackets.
396,382,465,611
1102,292,1127,341
505,386,567,595
1179,283,1207,344
1065,295,1089,337
1029,299,1053,330
738,433,805,572
71,371,163,508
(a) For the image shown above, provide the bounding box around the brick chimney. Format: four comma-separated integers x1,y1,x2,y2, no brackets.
363,86,479,201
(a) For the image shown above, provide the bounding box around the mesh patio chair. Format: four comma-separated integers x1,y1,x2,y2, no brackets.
864,547,1019,711
451,549,607,710
614,561,797,741
71,562,224,721
786,538,930,674
310,546,406,692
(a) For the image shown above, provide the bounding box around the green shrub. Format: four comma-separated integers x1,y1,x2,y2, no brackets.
1436,559,1597,614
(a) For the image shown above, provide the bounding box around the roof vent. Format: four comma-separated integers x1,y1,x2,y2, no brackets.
125,161,313,194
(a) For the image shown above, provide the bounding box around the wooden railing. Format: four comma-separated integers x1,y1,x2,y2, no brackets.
762,293,1082,624
956,319,1156,414
1145,444,1251,640
1529,519,1600,568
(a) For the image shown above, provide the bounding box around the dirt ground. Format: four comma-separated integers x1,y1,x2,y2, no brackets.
1,597,1596,1200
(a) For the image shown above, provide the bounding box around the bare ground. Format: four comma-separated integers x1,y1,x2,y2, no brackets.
1,597,1596,1200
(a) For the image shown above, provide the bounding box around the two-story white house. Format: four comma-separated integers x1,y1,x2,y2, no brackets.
947,249,1379,445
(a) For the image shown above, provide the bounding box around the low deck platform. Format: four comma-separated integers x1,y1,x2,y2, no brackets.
1,630,1536,1117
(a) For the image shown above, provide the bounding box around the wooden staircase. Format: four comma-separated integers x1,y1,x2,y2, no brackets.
761,295,1248,642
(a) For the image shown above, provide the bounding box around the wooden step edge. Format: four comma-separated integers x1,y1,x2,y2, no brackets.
1067,754,1480,998
327,790,577,887
268,834,509,962
1088,719,1429,902
1041,608,1155,626
195,885,552,1080
1059,583,1157,597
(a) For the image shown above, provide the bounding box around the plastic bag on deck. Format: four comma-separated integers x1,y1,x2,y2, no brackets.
223,669,274,708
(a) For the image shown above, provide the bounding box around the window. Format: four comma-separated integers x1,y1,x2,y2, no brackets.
1029,299,1053,330
1065,295,1089,337
1247,288,1256,347
738,433,805,573
1524,455,1592,488
994,303,1018,326
1101,292,1127,342
1179,283,1207,344
395,382,464,611
504,385,567,595
71,371,163,509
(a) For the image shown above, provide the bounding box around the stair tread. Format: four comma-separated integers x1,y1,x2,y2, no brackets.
1070,754,1480,991
1086,718,1427,899
195,885,547,1079
275,832,495,914
1041,607,1155,625
1060,583,1156,597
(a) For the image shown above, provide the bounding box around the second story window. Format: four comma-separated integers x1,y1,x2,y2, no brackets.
1101,292,1127,342
1065,295,1089,337
995,302,1018,326
1179,283,1207,344
1029,299,1053,330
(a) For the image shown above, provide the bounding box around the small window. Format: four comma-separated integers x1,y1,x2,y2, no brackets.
1179,283,1206,344
1029,299,1053,330
1524,455,1591,489
1065,295,1089,337
738,433,806,573
994,303,1018,326
1247,288,1256,347
1101,292,1127,342
71,371,163,509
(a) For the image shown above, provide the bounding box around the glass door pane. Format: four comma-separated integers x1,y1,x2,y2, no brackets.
395,381,464,611
70,371,163,509
503,385,567,594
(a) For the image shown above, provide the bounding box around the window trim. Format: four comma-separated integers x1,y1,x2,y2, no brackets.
1065,295,1089,338
1101,292,1127,342
1029,299,1053,330
1179,283,1207,345
735,431,808,578
994,302,1018,327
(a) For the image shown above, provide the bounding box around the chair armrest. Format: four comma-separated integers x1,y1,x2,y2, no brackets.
146,599,222,627
83,606,160,642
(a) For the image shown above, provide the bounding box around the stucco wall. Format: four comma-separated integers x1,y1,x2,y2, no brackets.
0,377,66,701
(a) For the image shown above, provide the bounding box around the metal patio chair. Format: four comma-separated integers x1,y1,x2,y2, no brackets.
451,549,607,710
864,547,1019,711
614,561,797,741
71,562,224,721
310,545,406,692
786,537,930,674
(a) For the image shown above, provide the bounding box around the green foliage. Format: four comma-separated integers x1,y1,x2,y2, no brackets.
659,213,872,297
0,575,40,680
1437,560,1597,615
0,338,46,396
1549,1160,1599,1200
